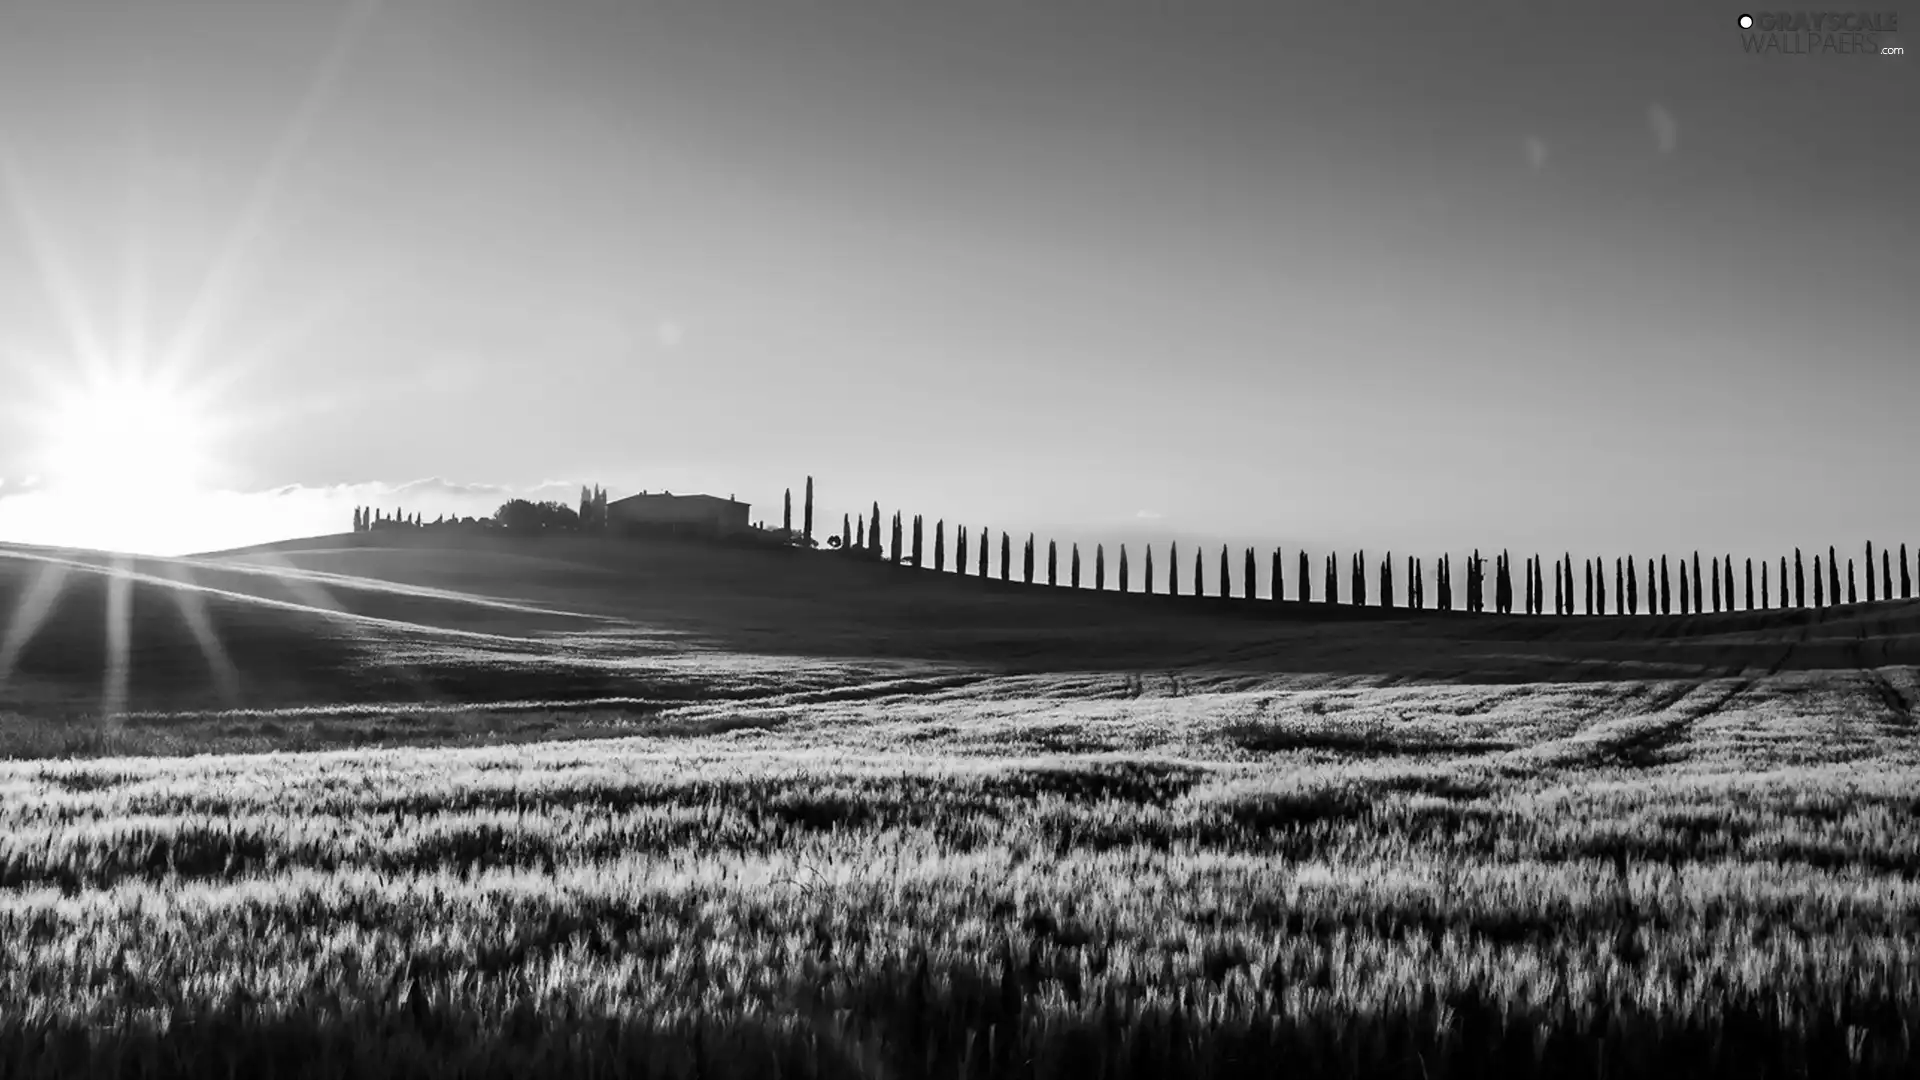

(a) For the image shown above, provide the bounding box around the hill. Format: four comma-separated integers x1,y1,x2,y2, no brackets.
2,530,1918,720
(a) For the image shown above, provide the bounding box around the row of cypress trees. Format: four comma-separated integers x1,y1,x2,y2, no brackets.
821,493,1916,612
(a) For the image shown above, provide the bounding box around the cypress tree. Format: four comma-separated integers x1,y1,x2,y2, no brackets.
1711,557,1721,612
1692,552,1703,613
1381,553,1394,609
1680,560,1691,615
1096,544,1106,590
911,515,924,567
1761,559,1770,608
1437,554,1450,612
1814,555,1825,608
1612,559,1622,616
1882,547,1892,604
1325,553,1337,606
1585,559,1594,615
1596,558,1607,615
892,513,904,563
1723,556,1734,612
843,514,853,554
856,517,866,550
1220,546,1231,600
1867,542,1878,602
1119,545,1130,593
1648,559,1657,613
1779,556,1787,607
1660,556,1672,615
1170,543,1180,597
1745,558,1754,611
1196,546,1206,598
1273,549,1284,603
1847,558,1857,604
803,477,813,543
1552,558,1562,615
1245,548,1257,600
1071,544,1082,588
1903,543,1912,600
1299,550,1310,603
871,503,883,560
981,528,993,578
1146,545,1156,595
1795,549,1806,608
1410,554,1420,610
956,524,968,575
1000,532,1011,582
1469,550,1480,613
1048,539,1058,586
1828,546,1841,607
1024,534,1034,584
1627,557,1638,615
783,488,792,535
934,520,945,571
1357,550,1369,607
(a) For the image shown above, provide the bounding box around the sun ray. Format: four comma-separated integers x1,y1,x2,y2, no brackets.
117,104,153,380
0,139,111,384
0,554,70,691
154,0,385,387
102,552,132,719
247,548,442,704
158,561,243,708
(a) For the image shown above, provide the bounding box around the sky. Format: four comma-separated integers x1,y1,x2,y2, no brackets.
0,0,1913,562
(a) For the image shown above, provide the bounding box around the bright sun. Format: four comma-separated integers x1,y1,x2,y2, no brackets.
40,373,210,499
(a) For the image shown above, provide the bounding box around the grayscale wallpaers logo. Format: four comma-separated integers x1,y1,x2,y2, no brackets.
1738,11,1904,54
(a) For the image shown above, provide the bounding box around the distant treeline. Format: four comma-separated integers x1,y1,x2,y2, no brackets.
352,487,614,535
812,491,1916,615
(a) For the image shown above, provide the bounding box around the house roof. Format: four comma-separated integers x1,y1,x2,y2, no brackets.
607,491,748,508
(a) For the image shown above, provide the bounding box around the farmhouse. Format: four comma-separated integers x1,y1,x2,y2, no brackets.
605,490,751,539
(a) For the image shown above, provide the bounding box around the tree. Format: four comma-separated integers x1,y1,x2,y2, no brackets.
1660,556,1672,615
1023,533,1035,584
803,477,814,545
1761,559,1769,609
1903,543,1913,600
1381,552,1394,609
1000,532,1012,582
856,517,866,550
1745,558,1755,611
1170,543,1180,597
933,519,944,570
1692,552,1704,613
1047,539,1058,585
1299,550,1310,604
1828,546,1840,608
1119,545,1130,593
1410,554,1421,610
1095,544,1106,590
1814,554,1825,608
1847,558,1858,604
1680,559,1691,615
1273,549,1284,603
843,514,853,554
956,524,968,575
1795,549,1806,608
493,499,578,532
1723,556,1734,612
1437,554,1449,612
1596,557,1607,616
979,528,989,577
1585,559,1594,615
871,503,882,560
1325,553,1337,607
1146,545,1156,595
891,513,904,564
1245,547,1257,600
1867,542,1878,602
1780,556,1787,608
1627,557,1638,615
1071,543,1082,588
1220,545,1231,600
783,488,792,535
1195,546,1206,598
1882,547,1893,604
1711,557,1721,612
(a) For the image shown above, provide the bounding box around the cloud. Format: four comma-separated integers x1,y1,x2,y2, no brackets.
1135,510,1163,519
1648,103,1679,154
1524,136,1549,171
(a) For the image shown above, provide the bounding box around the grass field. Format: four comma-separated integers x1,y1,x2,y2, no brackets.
2,533,1918,1076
